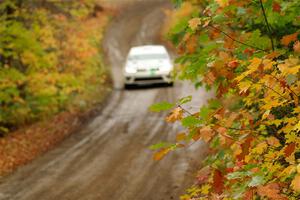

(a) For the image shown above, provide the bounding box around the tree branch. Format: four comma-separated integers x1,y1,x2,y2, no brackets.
208,24,268,52
259,0,275,51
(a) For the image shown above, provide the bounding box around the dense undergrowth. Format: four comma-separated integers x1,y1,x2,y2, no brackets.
151,0,300,199
0,0,111,134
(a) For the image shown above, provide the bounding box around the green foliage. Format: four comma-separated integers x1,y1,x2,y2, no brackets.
149,102,175,112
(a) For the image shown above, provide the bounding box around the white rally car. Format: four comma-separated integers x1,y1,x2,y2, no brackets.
123,45,173,88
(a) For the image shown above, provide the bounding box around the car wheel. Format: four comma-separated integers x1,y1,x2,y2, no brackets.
124,84,132,89
167,82,174,87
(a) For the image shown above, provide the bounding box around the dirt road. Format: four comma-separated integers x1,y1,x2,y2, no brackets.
0,1,212,199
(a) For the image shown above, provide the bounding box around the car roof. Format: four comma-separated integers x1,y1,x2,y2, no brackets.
129,45,168,55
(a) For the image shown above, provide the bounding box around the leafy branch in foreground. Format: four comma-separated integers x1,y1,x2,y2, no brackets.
151,0,300,199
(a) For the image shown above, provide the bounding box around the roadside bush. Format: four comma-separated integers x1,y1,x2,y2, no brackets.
0,0,110,133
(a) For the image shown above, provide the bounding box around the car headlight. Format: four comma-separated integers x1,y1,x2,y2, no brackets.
125,67,137,73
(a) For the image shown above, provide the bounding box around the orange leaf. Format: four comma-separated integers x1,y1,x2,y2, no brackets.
188,18,201,30
267,136,280,147
200,126,215,142
265,51,280,59
291,174,300,192
243,188,255,200
153,148,170,161
257,183,288,200
281,32,299,46
293,40,300,53
165,107,183,123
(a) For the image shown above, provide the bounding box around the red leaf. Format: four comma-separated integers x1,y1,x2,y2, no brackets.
236,137,253,161
272,2,281,13
213,169,224,194
284,143,296,157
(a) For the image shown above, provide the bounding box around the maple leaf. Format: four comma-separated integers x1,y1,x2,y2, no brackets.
212,169,224,194
257,183,288,200
284,143,296,157
188,18,201,30
165,107,183,123
291,174,300,192
281,32,299,46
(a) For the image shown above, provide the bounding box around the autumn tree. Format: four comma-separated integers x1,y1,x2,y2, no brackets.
151,0,300,199
0,0,110,134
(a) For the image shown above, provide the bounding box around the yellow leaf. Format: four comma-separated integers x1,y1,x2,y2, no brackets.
238,80,252,94
215,0,229,7
252,142,268,154
291,174,300,192
176,132,186,142
188,18,201,30
201,184,211,195
247,57,262,71
278,165,296,178
262,110,271,120
165,107,183,123
285,132,298,143
293,121,300,131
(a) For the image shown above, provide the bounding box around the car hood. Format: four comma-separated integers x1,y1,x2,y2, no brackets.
126,59,171,69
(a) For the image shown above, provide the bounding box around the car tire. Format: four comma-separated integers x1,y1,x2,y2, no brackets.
124,84,132,89
167,82,174,87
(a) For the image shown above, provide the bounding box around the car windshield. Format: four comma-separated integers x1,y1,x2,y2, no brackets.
128,54,168,60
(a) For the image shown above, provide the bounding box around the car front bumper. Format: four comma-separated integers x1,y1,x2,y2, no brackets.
124,71,172,85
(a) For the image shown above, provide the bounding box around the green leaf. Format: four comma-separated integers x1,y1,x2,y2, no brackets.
172,0,183,8
199,106,210,121
286,74,297,85
181,116,201,127
208,99,222,110
227,171,252,179
248,175,265,187
178,95,192,105
149,102,175,112
149,142,170,150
